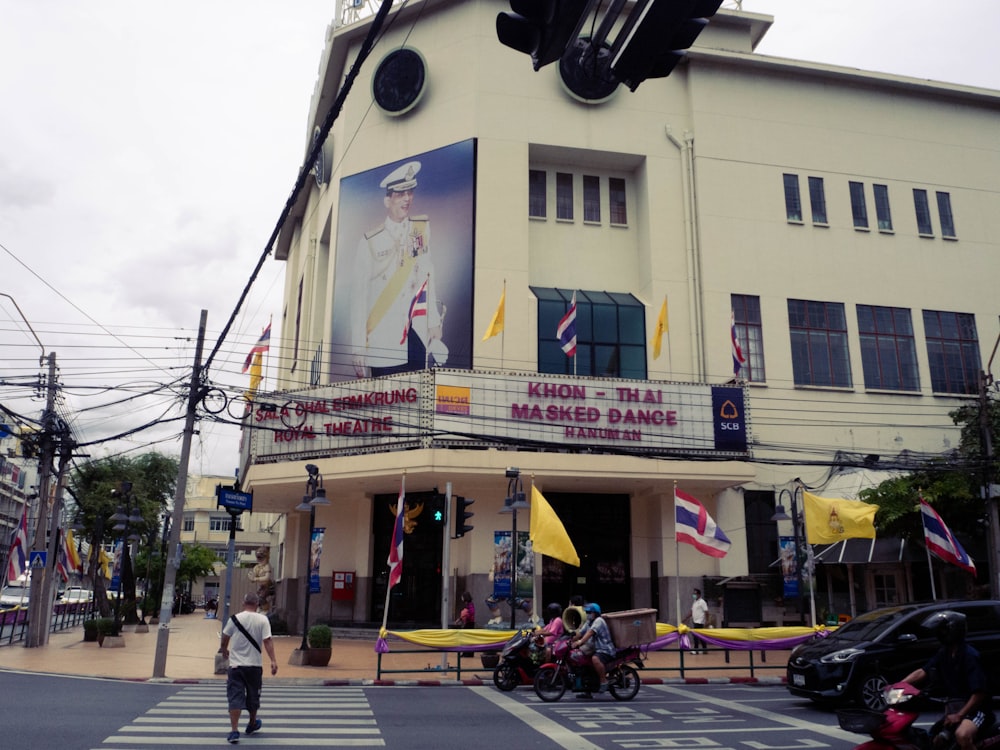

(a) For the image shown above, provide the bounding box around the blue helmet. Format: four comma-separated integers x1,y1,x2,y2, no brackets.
584,603,601,615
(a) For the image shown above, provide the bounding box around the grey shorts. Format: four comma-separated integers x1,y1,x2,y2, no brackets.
227,666,263,712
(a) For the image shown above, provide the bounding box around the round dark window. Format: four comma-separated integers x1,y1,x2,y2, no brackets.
372,48,427,115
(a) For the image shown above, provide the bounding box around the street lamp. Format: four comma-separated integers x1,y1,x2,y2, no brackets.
499,467,530,629
296,464,329,651
107,482,142,633
770,482,815,625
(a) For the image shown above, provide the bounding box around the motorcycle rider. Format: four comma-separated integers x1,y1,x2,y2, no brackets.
535,602,565,663
901,610,992,750
571,602,616,693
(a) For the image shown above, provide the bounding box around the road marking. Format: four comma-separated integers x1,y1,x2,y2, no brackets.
649,686,858,743
471,686,605,750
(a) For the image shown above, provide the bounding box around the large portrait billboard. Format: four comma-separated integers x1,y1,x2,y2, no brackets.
330,139,475,381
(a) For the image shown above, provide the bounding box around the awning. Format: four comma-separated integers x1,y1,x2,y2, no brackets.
812,536,923,564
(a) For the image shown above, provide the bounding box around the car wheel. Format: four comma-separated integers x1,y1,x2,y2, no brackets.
857,673,889,711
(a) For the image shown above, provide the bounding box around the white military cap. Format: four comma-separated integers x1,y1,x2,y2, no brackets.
380,161,421,192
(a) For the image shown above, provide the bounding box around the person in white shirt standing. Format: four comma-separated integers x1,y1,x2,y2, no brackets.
684,588,709,655
220,592,278,744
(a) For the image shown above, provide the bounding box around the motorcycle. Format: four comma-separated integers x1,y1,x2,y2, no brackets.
493,628,546,691
836,681,1000,750
532,637,643,702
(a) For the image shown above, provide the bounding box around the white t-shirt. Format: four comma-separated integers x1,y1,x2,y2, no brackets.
691,597,709,626
223,611,273,667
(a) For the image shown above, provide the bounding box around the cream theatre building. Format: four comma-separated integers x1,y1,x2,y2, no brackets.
239,0,1000,632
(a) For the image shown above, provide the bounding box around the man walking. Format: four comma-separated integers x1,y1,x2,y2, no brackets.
220,592,278,744
684,588,709,654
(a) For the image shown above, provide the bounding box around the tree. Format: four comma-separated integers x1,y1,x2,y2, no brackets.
66,452,178,621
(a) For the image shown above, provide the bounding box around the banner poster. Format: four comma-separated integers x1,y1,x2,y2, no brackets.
310,527,325,594
492,530,532,601
779,535,799,599
110,539,123,593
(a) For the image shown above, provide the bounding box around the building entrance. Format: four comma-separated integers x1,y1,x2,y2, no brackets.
369,490,444,627
539,493,631,612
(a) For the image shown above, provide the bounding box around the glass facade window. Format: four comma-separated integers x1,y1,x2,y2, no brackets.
922,309,980,395
914,189,933,235
583,175,601,222
788,299,852,388
808,176,827,224
209,516,232,532
183,516,195,532
529,169,546,218
857,305,919,391
937,191,956,237
849,181,869,229
532,287,646,379
556,172,573,220
783,173,802,222
874,184,893,231
609,178,627,224
731,294,765,382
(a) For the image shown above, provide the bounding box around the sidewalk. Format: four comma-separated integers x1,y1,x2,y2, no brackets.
0,614,789,685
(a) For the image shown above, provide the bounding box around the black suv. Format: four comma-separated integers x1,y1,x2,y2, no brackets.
786,600,1000,710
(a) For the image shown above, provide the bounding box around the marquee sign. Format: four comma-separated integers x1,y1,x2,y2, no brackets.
248,370,749,462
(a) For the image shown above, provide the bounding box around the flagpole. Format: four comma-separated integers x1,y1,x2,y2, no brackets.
925,542,937,600
673,481,682,630
264,314,272,392
380,473,405,635
500,280,506,370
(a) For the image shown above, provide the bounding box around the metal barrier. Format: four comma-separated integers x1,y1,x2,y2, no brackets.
375,642,788,681
0,601,99,647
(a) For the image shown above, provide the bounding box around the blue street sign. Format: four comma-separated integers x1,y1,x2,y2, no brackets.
29,550,47,569
217,488,253,512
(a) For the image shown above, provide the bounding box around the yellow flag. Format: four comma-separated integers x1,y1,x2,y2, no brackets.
482,287,505,341
530,486,580,566
244,351,263,402
651,296,668,359
65,529,82,571
802,491,878,545
97,547,111,579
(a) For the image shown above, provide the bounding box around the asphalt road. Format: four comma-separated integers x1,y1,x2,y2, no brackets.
0,671,877,749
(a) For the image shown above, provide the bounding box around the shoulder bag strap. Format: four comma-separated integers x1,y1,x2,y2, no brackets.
230,614,261,652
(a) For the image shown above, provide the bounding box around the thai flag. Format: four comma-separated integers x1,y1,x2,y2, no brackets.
242,323,271,373
400,279,428,345
731,310,745,376
6,505,28,584
675,489,731,558
387,481,406,590
557,292,577,357
920,499,975,575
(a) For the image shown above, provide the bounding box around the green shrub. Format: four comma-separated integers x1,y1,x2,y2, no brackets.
268,616,288,635
94,617,120,636
307,624,333,649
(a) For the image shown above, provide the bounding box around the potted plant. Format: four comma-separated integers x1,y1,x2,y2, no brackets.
307,624,333,667
95,617,122,647
82,618,100,642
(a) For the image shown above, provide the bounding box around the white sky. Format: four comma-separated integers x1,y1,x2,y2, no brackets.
1,0,998,480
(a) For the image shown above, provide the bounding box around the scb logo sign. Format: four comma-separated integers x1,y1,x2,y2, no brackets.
711,387,747,452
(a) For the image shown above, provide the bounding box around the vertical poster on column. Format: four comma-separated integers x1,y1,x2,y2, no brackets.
310,527,325,594
491,530,532,601
330,139,476,381
110,539,123,593
779,536,798,599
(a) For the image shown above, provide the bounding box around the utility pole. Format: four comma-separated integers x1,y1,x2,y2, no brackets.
25,353,57,648
980,366,999,600
152,310,207,679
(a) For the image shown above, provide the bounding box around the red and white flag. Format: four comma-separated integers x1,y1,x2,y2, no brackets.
387,478,406,590
920,499,975,575
242,323,271,373
6,505,28,584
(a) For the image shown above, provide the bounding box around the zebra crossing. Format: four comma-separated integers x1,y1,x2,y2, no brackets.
95,685,384,747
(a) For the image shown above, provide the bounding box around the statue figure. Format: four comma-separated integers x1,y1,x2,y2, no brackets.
248,546,274,613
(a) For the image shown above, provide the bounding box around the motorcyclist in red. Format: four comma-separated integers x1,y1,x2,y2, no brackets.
901,610,993,750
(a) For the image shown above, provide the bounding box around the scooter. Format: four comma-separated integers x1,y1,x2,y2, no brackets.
837,681,1000,750
532,637,643,702
493,628,545,691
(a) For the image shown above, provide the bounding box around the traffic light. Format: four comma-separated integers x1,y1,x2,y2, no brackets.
453,496,475,539
428,490,446,525
610,0,723,91
496,0,595,71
